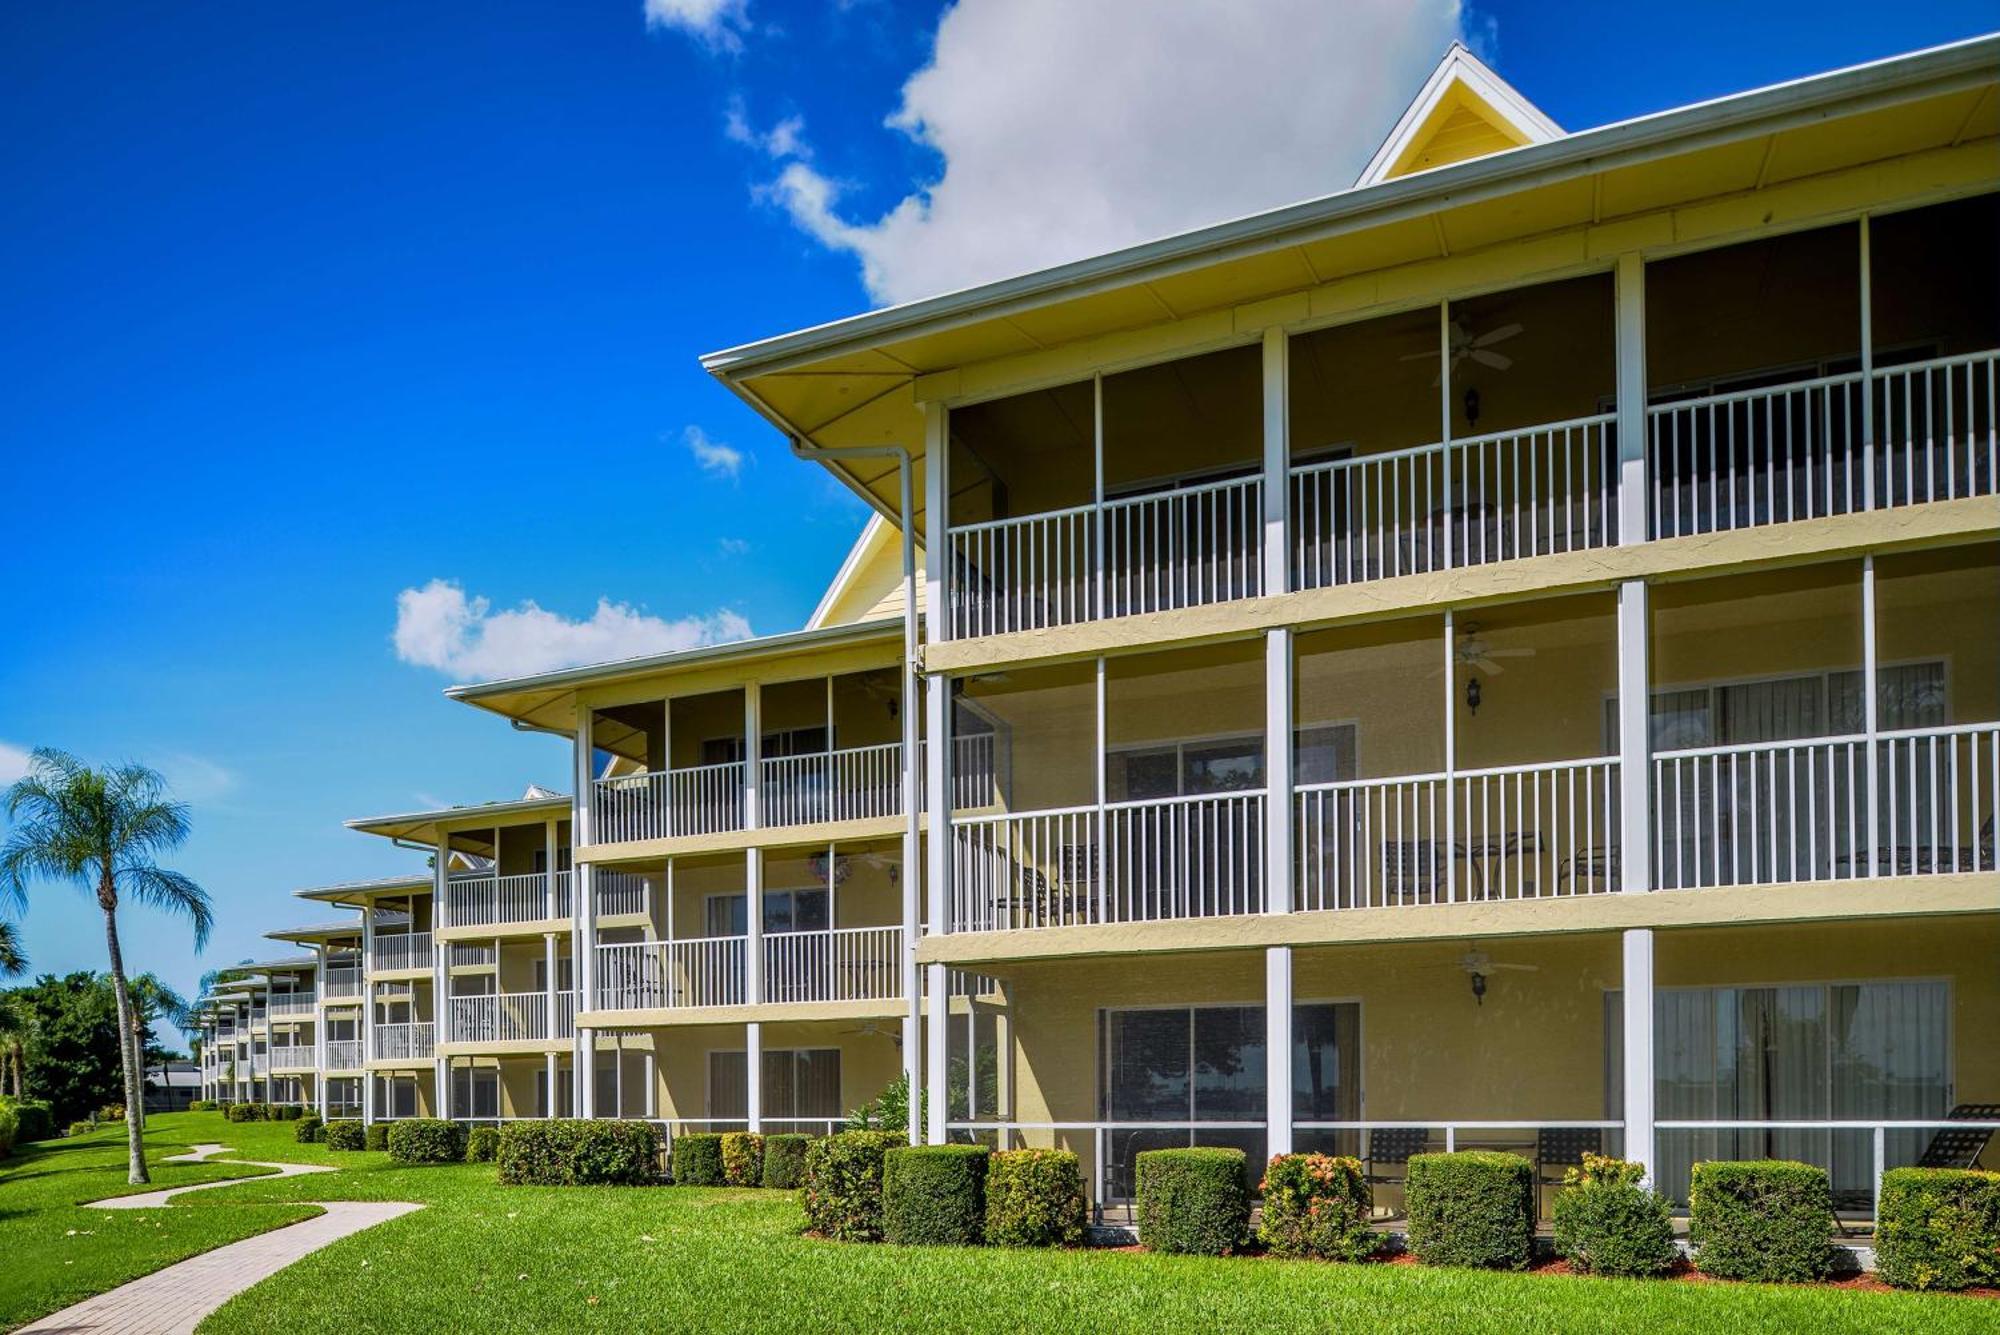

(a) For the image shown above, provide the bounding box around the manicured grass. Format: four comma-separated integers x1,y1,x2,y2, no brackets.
162,1114,1992,1335
0,1115,316,1330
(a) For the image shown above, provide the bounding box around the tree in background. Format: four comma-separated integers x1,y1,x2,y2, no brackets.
0,989,31,1098
0,921,23,977
9,973,122,1123
2,750,214,1183
123,974,191,1130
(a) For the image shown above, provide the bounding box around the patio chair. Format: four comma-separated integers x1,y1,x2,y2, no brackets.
1915,1103,2000,1169
1380,841,1447,905
1533,1126,1603,1217
1361,1126,1433,1217
1558,845,1619,892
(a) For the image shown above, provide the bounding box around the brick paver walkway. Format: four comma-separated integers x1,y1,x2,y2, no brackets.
22,1145,420,1335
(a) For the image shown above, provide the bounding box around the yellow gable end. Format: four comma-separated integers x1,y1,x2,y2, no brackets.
1383,82,1537,179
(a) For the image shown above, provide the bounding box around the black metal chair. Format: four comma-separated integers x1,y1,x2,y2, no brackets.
1362,1126,1433,1218
1533,1126,1603,1218
1916,1103,2000,1169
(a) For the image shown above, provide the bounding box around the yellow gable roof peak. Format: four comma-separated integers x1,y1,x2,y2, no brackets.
1356,43,1562,187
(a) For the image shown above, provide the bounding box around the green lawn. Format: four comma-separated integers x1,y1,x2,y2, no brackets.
0,1115,316,1330
6,1112,1995,1333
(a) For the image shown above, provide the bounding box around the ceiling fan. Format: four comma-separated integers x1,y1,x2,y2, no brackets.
1402,320,1524,386
1430,621,1536,677
1451,948,1537,1005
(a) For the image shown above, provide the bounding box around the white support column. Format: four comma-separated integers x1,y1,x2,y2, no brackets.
1265,946,1294,1158
1442,610,1457,894
1621,928,1656,1181
438,1055,451,1123
1261,325,1289,596
543,932,557,1052
1265,628,1294,916
918,671,949,1144
1859,217,1876,512
1439,302,1455,570
573,714,597,1105
1617,581,1652,893
743,683,762,831
545,1051,558,1118
544,817,558,919
745,1021,763,1134
744,848,764,1007
644,1050,657,1119
1615,251,1648,545
579,1028,595,1118
1863,556,1880,876
925,961,949,1145
360,905,376,1124
614,1032,625,1119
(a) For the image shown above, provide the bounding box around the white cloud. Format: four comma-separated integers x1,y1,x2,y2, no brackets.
0,741,29,785
644,0,750,50
158,754,236,804
726,99,808,160
759,0,1464,306
393,580,752,682
718,537,751,555
684,424,746,480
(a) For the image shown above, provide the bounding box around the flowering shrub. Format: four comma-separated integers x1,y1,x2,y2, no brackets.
1551,1154,1677,1277
1257,1153,1378,1262
720,1132,764,1187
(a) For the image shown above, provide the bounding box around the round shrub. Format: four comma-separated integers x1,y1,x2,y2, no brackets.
985,1148,1087,1248
1689,1160,1834,1283
364,1122,391,1152
720,1132,764,1187
672,1133,726,1186
1136,1147,1249,1256
67,1120,97,1138
294,1114,323,1144
497,1119,662,1186
884,1144,991,1246
465,1126,501,1164
387,1118,467,1165
802,1130,906,1241
225,1102,253,1123
324,1119,365,1151
3,1099,55,1144
1550,1154,1678,1278
1406,1151,1535,1270
1259,1153,1377,1262
762,1134,812,1189
97,1104,126,1123
1874,1167,2000,1292
274,1105,304,1121
0,1105,17,1158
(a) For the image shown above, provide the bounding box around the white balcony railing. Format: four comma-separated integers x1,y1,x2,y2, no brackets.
448,942,497,968
596,937,746,1011
269,993,316,1017
555,989,577,1039
595,869,650,917
1653,722,1998,889
592,760,745,844
267,1045,312,1071
1292,413,1618,592
446,991,574,1044
447,872,556,927
326,1039,363,1070
763,926,903,1004
1296,757,1622,910
372,1022,435,1062
1647,350,1998,539
948,791,1265,932
762,742,904,827
369,931,432,972
322,966,363,999
945,473,1265,640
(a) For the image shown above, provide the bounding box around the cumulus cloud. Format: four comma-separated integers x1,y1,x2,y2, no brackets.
726,98,807,159
394,580,752,681
755,0,1463,306
644,0,750,50
0,741,29,785
684,425,746,480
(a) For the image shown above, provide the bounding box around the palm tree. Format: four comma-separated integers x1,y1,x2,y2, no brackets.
0,921,24,977
125,973,191,1129
2,749,213,1184
0,989,29,1099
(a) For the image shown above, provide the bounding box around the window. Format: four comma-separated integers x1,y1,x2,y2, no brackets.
1099,1002,1360,1199
535,1063,573,1117
1609,662,1947,751
704,888,830,936
452,1065,500,1119
1108,724,1357,801
376,1074,421,1120
1606,980,1950,1208
703,727,831,766
708,1048,842,1132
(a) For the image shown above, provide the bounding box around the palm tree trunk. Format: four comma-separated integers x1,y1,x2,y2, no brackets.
127,1018,148,1132
102,901,149,1185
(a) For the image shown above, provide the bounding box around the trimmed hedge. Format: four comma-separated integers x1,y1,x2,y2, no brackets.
2,1099,55,1144
1136,1147,1249,1257
673,1133,726,1187
721,1132,764,1188
1688,1160,1834,1283
1258,1153,1377,1262
364,1122,391,1152
273,1105,304,1121
762,1134,812,1189
225,1102,257,1123
497,1119,662,1186
985,1148,1087,1249
387,1118,466,1165
324,1119,365,1151
0,1105,16,1158
1875,1167,2000,1292
465,1127,501,1164
802,1130,905,1242
67,1120,96,1138
1550,1154,1678,1278
884,1145,990,1246
1406,1151,1535,1270
188,1099,217,1112
294,1114,323,1144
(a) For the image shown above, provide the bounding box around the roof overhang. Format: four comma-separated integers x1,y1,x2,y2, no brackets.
264,920,359,945
701,34,2000,533
293,873,434,907
344,794,573,847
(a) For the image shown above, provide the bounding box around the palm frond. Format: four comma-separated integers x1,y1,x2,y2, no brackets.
117,864,214,950
0,920,25,977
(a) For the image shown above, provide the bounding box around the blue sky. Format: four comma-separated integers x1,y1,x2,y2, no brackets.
2,0,1992,1036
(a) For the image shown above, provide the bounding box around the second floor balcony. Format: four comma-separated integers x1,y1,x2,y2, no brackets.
444,869,572,928
443,990,578,1044
592,924,903,1013
369,931,432,973
325,1038,364,1071
372,1021,435,1062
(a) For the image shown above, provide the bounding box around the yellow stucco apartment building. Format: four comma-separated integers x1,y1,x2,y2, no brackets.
201,37,1999,1226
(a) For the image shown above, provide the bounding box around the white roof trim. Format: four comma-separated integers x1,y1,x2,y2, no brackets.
1356,43,1563,188
806,514,884,631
